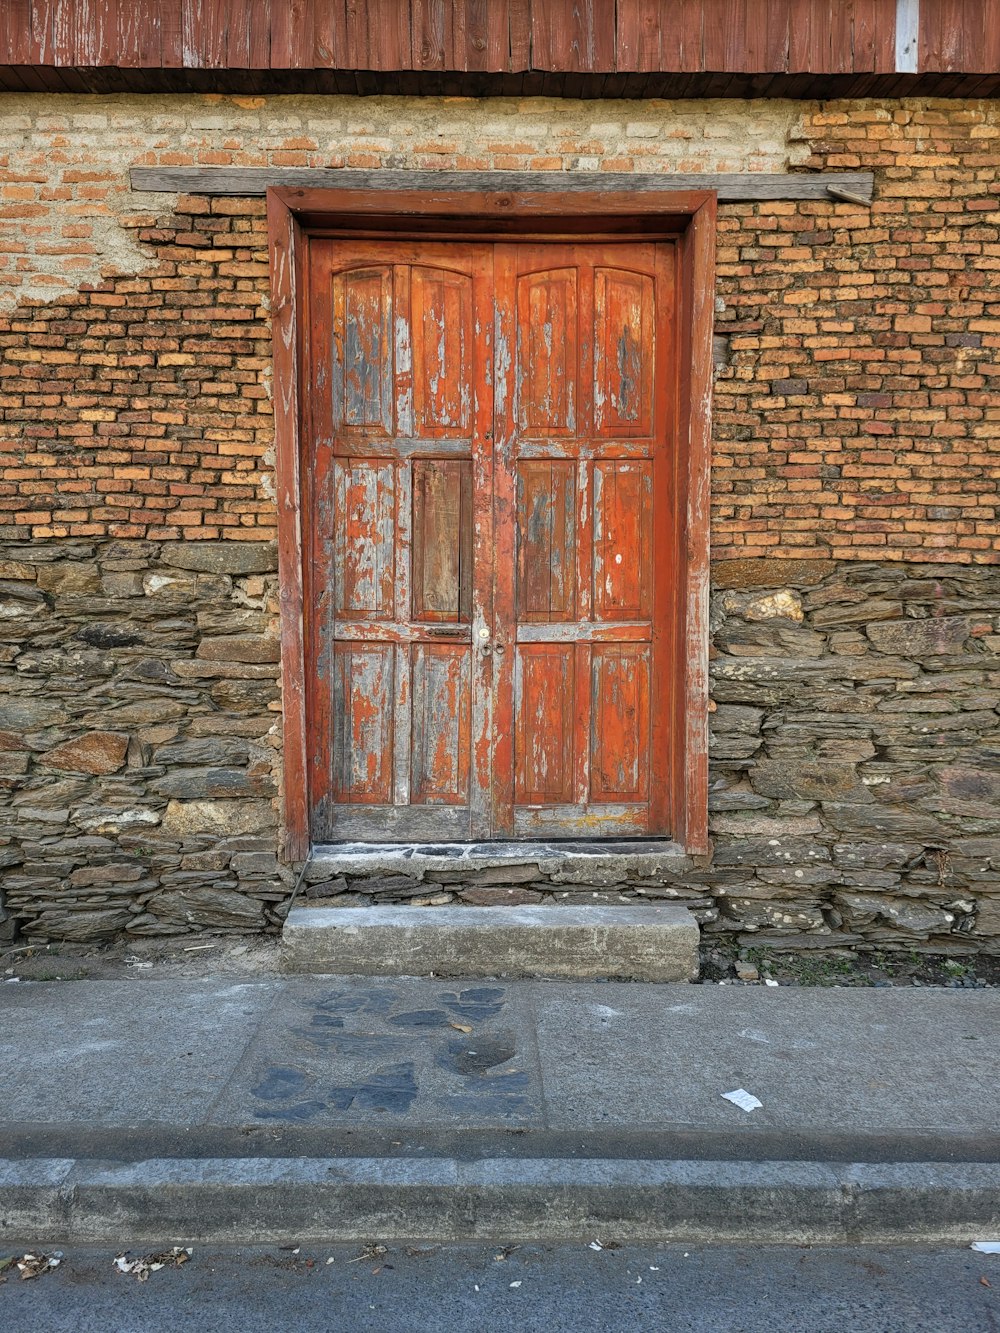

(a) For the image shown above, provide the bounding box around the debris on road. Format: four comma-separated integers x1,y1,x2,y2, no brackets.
15,1252,62,1280
114,1247,192,1281
971,1242,1000,1254
348,1243,387,1264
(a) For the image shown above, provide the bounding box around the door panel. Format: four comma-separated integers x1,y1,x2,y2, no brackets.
493,242,675,839
308,241,494,842
516,461,577,622
411,459,473,623
410,643,472,804
593,267,655,436
592,460,654,621
307,236,676,844
332,460,396,620
330,643,394,804
514,644,576,805
516,269,578,436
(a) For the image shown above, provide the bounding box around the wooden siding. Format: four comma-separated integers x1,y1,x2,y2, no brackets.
2,1,999,85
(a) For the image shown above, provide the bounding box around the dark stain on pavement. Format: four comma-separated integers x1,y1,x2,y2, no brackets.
441,987,506,1021
388,1009,450,1028
251,1066,313,1101
328,1062,417,1113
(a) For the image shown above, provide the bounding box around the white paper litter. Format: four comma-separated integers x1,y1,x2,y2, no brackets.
764,979,779,988
721,1088,763,1112
589,1241,603,1251
971,1242,1000,1254
509,1281,522,1289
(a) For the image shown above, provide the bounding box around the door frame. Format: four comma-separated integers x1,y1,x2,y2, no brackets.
267,185,716,862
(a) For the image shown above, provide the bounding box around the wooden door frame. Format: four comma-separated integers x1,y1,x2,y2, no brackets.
268,185,715,862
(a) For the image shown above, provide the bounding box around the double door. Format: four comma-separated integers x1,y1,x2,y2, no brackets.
306,237,678,842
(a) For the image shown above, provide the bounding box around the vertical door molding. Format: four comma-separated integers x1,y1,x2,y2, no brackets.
677,196,715,855
267,192,310,861
267,187,716,860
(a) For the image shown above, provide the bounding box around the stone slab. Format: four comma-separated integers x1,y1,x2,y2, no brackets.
307,840,694,880
532,985,1000,1136
280,905,701,981
0,979,268,1124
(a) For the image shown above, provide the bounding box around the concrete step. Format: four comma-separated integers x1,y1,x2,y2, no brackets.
280,904,700,981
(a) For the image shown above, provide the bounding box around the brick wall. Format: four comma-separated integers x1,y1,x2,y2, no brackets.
713,101,1000,563
1,94,996,559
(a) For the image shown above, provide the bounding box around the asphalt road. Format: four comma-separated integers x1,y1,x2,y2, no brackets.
2,1241,998,1332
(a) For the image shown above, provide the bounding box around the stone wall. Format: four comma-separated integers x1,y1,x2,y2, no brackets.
0,538,288,942
5,544,996,954
705,560,1000,953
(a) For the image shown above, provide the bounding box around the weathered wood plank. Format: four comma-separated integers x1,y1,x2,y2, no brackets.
677,196,714,855
329,804,472,840
517,622,650,643
119,0,162,67
507,0,531,70
764,0,790,72
313,0,347,69
4,0,993,78
413,0,450,69
512,805,648,837
267,191,310,860
130,166,876,202
27,0,55,64
467,244,497,841
2,1,33,66
159,0,184,66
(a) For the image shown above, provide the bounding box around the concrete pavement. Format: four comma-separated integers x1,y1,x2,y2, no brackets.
1,976,999,1243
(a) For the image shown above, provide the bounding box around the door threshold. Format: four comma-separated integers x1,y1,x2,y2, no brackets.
306,840,695,880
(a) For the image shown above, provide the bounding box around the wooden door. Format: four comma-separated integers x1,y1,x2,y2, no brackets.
306,240,495,841
492,242,677,838
306,238,677,844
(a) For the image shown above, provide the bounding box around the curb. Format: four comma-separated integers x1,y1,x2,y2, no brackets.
3,1157,999,1245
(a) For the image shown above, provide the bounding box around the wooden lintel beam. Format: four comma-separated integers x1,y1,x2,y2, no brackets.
130,167,875,204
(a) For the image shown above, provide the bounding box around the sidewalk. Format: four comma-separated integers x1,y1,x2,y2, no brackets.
2,974,999,1244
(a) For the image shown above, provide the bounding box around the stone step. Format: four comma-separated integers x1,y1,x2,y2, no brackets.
280,903,700,981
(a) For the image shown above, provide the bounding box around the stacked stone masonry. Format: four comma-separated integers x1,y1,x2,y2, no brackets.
0,538,290,942
1,92,998,951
